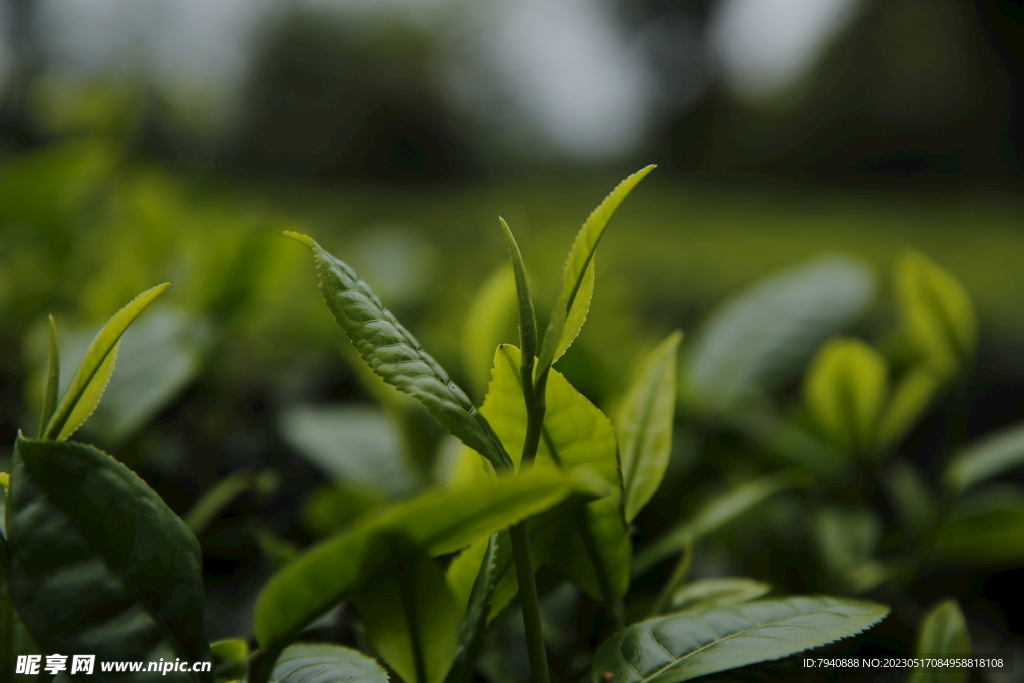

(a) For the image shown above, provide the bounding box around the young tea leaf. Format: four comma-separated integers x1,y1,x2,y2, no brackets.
668,577,771,614
37,315,59,439
686,255,874,412
353,536,461,683
284,232,512,471
253,467,601,652
474,344,619,482
896,251,976,378
909,599,971,683
43,282,170,441
618,331,682,522
875,366,940,453
461,264,517,398
6,435,209,673
464,344,629,606
944,420,1024,494
804,337,888,454
590,596,889,683
499,218,538,370
537,165,655,372
270,643,388,683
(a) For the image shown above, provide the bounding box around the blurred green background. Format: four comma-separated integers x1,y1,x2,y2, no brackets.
1,0,1023,667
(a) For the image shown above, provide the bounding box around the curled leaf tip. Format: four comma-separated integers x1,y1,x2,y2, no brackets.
282,230,316,249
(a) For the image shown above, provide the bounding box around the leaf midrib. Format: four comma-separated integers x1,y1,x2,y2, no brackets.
629,602,866,683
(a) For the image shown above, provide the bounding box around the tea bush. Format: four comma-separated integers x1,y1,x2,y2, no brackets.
2,164,1021,683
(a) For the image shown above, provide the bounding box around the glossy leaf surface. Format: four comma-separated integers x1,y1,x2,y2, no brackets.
909,599,971,683
944,420,1024,494
618,331,681,522
686,256,874,411
44,283,169,441
271,643,389,683
590,596,888,683
538,165,655,370
254,467,599,650
7,436,209,677
285,231,511,471
804,337,888,454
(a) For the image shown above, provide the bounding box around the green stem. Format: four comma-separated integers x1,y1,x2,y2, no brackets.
509,521,550,683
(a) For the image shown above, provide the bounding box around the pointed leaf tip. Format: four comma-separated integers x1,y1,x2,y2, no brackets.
43,282,170,441
282,231,316,249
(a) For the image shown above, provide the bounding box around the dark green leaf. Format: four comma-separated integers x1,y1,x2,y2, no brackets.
935,498,1024,564
634,473,792,574
686,256,874,412
271,643,388,683
44,283,170,441
944,420,1024,494
812,505,882,586
882,458,937,538
668,577,771,613
909,599,971,683
896,251,976,378
618,331,682,522
253,467,601,651
353,536,460,683
6,435,209,678
590,596,889,683
804,337,888,454
284,231,511,471
445,535,499,683
538,166,655,371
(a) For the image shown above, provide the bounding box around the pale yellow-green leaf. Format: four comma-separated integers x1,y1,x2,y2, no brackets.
551,258,594,365
896,251,976,379
468,344,618,484
875,366,940,452
538,165,655,371
44,283,170,440
452,344,626,610
0,471,8,491
804,337,888,454
461,264,517,398
56,338,120,442
354,539,460,683
910,598,971,683
618,331,682,522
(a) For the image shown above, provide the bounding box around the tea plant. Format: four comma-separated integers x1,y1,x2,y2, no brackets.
0,169,893,683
